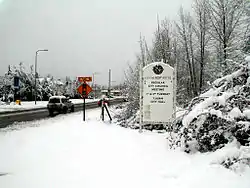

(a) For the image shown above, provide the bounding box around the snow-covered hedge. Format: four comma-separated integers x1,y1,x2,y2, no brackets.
210,140,250,171
0,64,77,101
169,56,250,154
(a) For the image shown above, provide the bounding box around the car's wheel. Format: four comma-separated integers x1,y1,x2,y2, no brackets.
71,106,74,112
49,110,54,116
63,107,68,114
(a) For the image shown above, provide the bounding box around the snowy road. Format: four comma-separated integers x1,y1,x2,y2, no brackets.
0,109,250,188
0,98,124,128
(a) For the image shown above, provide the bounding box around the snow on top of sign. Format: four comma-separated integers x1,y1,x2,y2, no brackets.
143,61,174,70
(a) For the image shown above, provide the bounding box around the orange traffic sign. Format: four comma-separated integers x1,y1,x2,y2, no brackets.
78,76,92,82
77,83,92,97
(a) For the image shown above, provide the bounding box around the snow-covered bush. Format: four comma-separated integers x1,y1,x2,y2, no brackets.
115,61,140,128
210,140,250,171
169,56,250,154
0,63,76,101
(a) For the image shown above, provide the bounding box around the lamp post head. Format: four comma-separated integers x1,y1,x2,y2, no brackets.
93,72,100,75
36,49,49,54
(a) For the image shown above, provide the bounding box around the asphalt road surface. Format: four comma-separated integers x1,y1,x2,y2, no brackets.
0,98,124,128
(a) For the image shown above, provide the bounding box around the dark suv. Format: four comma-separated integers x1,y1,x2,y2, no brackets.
47,96,74,116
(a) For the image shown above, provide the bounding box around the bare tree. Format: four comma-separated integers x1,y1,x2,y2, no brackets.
152,17,173,65
243,0,250,53
139,33,146,67
207,0,247,67
176,7,198,96
143,37,154,63
193,0,210,93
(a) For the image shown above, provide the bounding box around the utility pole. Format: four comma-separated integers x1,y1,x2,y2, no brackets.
3,74,7,102
139,33,145,133
108,69,111,97
92,73,95,98
34,49,48,105
92,72,100,99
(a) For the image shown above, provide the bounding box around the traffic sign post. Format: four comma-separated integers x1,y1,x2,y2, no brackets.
82,83,86,121
78,76,92,83
13,76,20,102
77,82,92,98
83,97,86,121
77,79,93,121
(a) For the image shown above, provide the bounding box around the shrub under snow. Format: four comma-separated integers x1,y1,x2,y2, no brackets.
169,57,250,157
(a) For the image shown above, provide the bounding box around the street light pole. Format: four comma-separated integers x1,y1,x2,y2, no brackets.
108,69,111,98
34,49,48,105
34,52,38,104
92,73,95,99
92,72,100,99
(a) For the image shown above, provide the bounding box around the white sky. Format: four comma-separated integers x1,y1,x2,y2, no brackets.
0,0,192,85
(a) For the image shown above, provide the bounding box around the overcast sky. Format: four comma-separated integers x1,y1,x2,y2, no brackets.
0,0,192,85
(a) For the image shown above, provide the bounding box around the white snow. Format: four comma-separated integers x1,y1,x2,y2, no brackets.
229,107,243,119
246,77,250,86
210,140,250,173
0,101,48,112
243,109,250,119
182,96,216,127
200,88,219,97
245,56,250,62
182,91,236,127
0,109,249,188
176,107,187,119
54,80,64,85
210,109,223,118
213,69,244,87
217,92,235,106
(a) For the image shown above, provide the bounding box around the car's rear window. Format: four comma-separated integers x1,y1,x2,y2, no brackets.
49,98,60,103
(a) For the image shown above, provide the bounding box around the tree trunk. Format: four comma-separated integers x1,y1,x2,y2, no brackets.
190,30,198,96
200,14,205,94
222,0,227,67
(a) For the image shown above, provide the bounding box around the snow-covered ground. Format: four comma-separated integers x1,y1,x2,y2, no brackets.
0,99,99,113
0,108,249,188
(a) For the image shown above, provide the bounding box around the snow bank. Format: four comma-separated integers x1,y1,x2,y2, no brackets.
170,58,250,154
229,107,243,119
245,56,250,62
243,109,250,119
182,61,249,127
0,99,98,112
210,140,250,172
0,101,47,112
0,109,250,188
182,92,235,127
213,69,244,87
